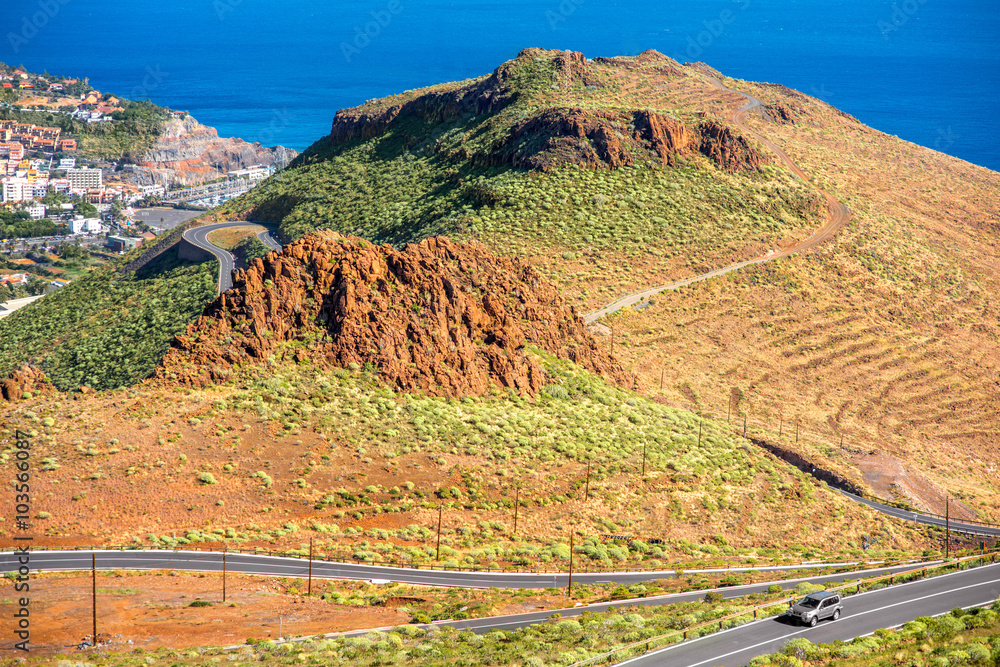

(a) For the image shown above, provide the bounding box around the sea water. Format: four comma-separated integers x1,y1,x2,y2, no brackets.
5,0,998,171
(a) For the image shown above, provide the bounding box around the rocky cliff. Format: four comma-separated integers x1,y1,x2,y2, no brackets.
130,115,297,188
159,231,631,397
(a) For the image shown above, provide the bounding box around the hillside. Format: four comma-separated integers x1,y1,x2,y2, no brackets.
159,231,630,396
0,46,993,572
219,48,825,297
0,226,217,392
218,47,1000,522
0,227,921,571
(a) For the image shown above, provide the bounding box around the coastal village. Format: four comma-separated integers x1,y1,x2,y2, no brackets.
0,63,287,314
0,66,171,313
1,67,169,231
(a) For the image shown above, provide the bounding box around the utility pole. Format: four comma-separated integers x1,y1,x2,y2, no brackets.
567,533,574,598
308,538,313,595
436,506,443,561
697,419,703,447
222,548,227,603
641,440,647,477
779,412,783,437
584,461,591,500
513,487,519,536
727,396,732,423
945,497,951,558
743,415,747,439
795,420,799,444
91,553,97,647
659,369,664,392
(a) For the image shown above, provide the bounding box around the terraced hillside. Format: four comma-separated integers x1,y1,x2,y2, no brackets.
603,78,1000,520
220,48,1000,521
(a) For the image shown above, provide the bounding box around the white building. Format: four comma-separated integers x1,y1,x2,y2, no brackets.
69,217,102,234
26,204,46,219
58,158,76,170
66,167,102,189
49,179,71,193
140,184,165,197
1,177,34,203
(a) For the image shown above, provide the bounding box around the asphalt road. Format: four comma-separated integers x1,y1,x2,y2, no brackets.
622,561,1000,667
840,491,1000,538
257,228,282,251
2,550,914,591
1,550,935,640
182,221,281,293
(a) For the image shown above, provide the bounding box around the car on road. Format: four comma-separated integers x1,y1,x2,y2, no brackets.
787,591,842,626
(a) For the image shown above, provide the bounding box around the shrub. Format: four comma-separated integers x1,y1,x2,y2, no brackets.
197,472,217,485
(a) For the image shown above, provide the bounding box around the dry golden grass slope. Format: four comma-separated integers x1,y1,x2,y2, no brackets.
597,76,1000,520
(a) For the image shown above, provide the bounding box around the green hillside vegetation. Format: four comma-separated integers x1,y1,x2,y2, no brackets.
141,347,916,567
223,50,823,273
0,243,215,391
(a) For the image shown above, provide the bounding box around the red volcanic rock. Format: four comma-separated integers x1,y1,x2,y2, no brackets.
697,119,764,173
0,365,53,402
159,231,631,397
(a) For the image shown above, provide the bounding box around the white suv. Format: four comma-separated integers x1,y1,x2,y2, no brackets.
787,591,843,627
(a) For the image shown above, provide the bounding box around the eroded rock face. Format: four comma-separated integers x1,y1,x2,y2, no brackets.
159,231,631,397
697,119,764,173
130,115,297,187
0,365,53,402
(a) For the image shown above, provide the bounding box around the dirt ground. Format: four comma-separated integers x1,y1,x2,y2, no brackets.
2,571,407,656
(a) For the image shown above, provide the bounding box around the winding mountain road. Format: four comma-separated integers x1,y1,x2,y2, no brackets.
182,221,281,293
2,550,909,590
841,491,1000,538
583,77,851,324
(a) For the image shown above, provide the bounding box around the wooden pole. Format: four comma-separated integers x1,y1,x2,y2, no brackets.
567,533,574,597
91,553,97,647
946,497,950,558
513,488,519,536
727,397,731,423
641,440,647,477
743,415,747,438
308,538,313,595
659,369,664,392
779,413,783,437
223,548,227,603
840,433,844,448
795,420,799,444
585,461,591,500
436,506,443,561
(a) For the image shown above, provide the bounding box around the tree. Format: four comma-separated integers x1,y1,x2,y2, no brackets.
74,202,98,218
26,275,48,296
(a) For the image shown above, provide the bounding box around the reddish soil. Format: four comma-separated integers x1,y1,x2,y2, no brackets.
0,571,407,656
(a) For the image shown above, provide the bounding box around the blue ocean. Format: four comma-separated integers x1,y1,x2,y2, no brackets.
4,0,998,171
